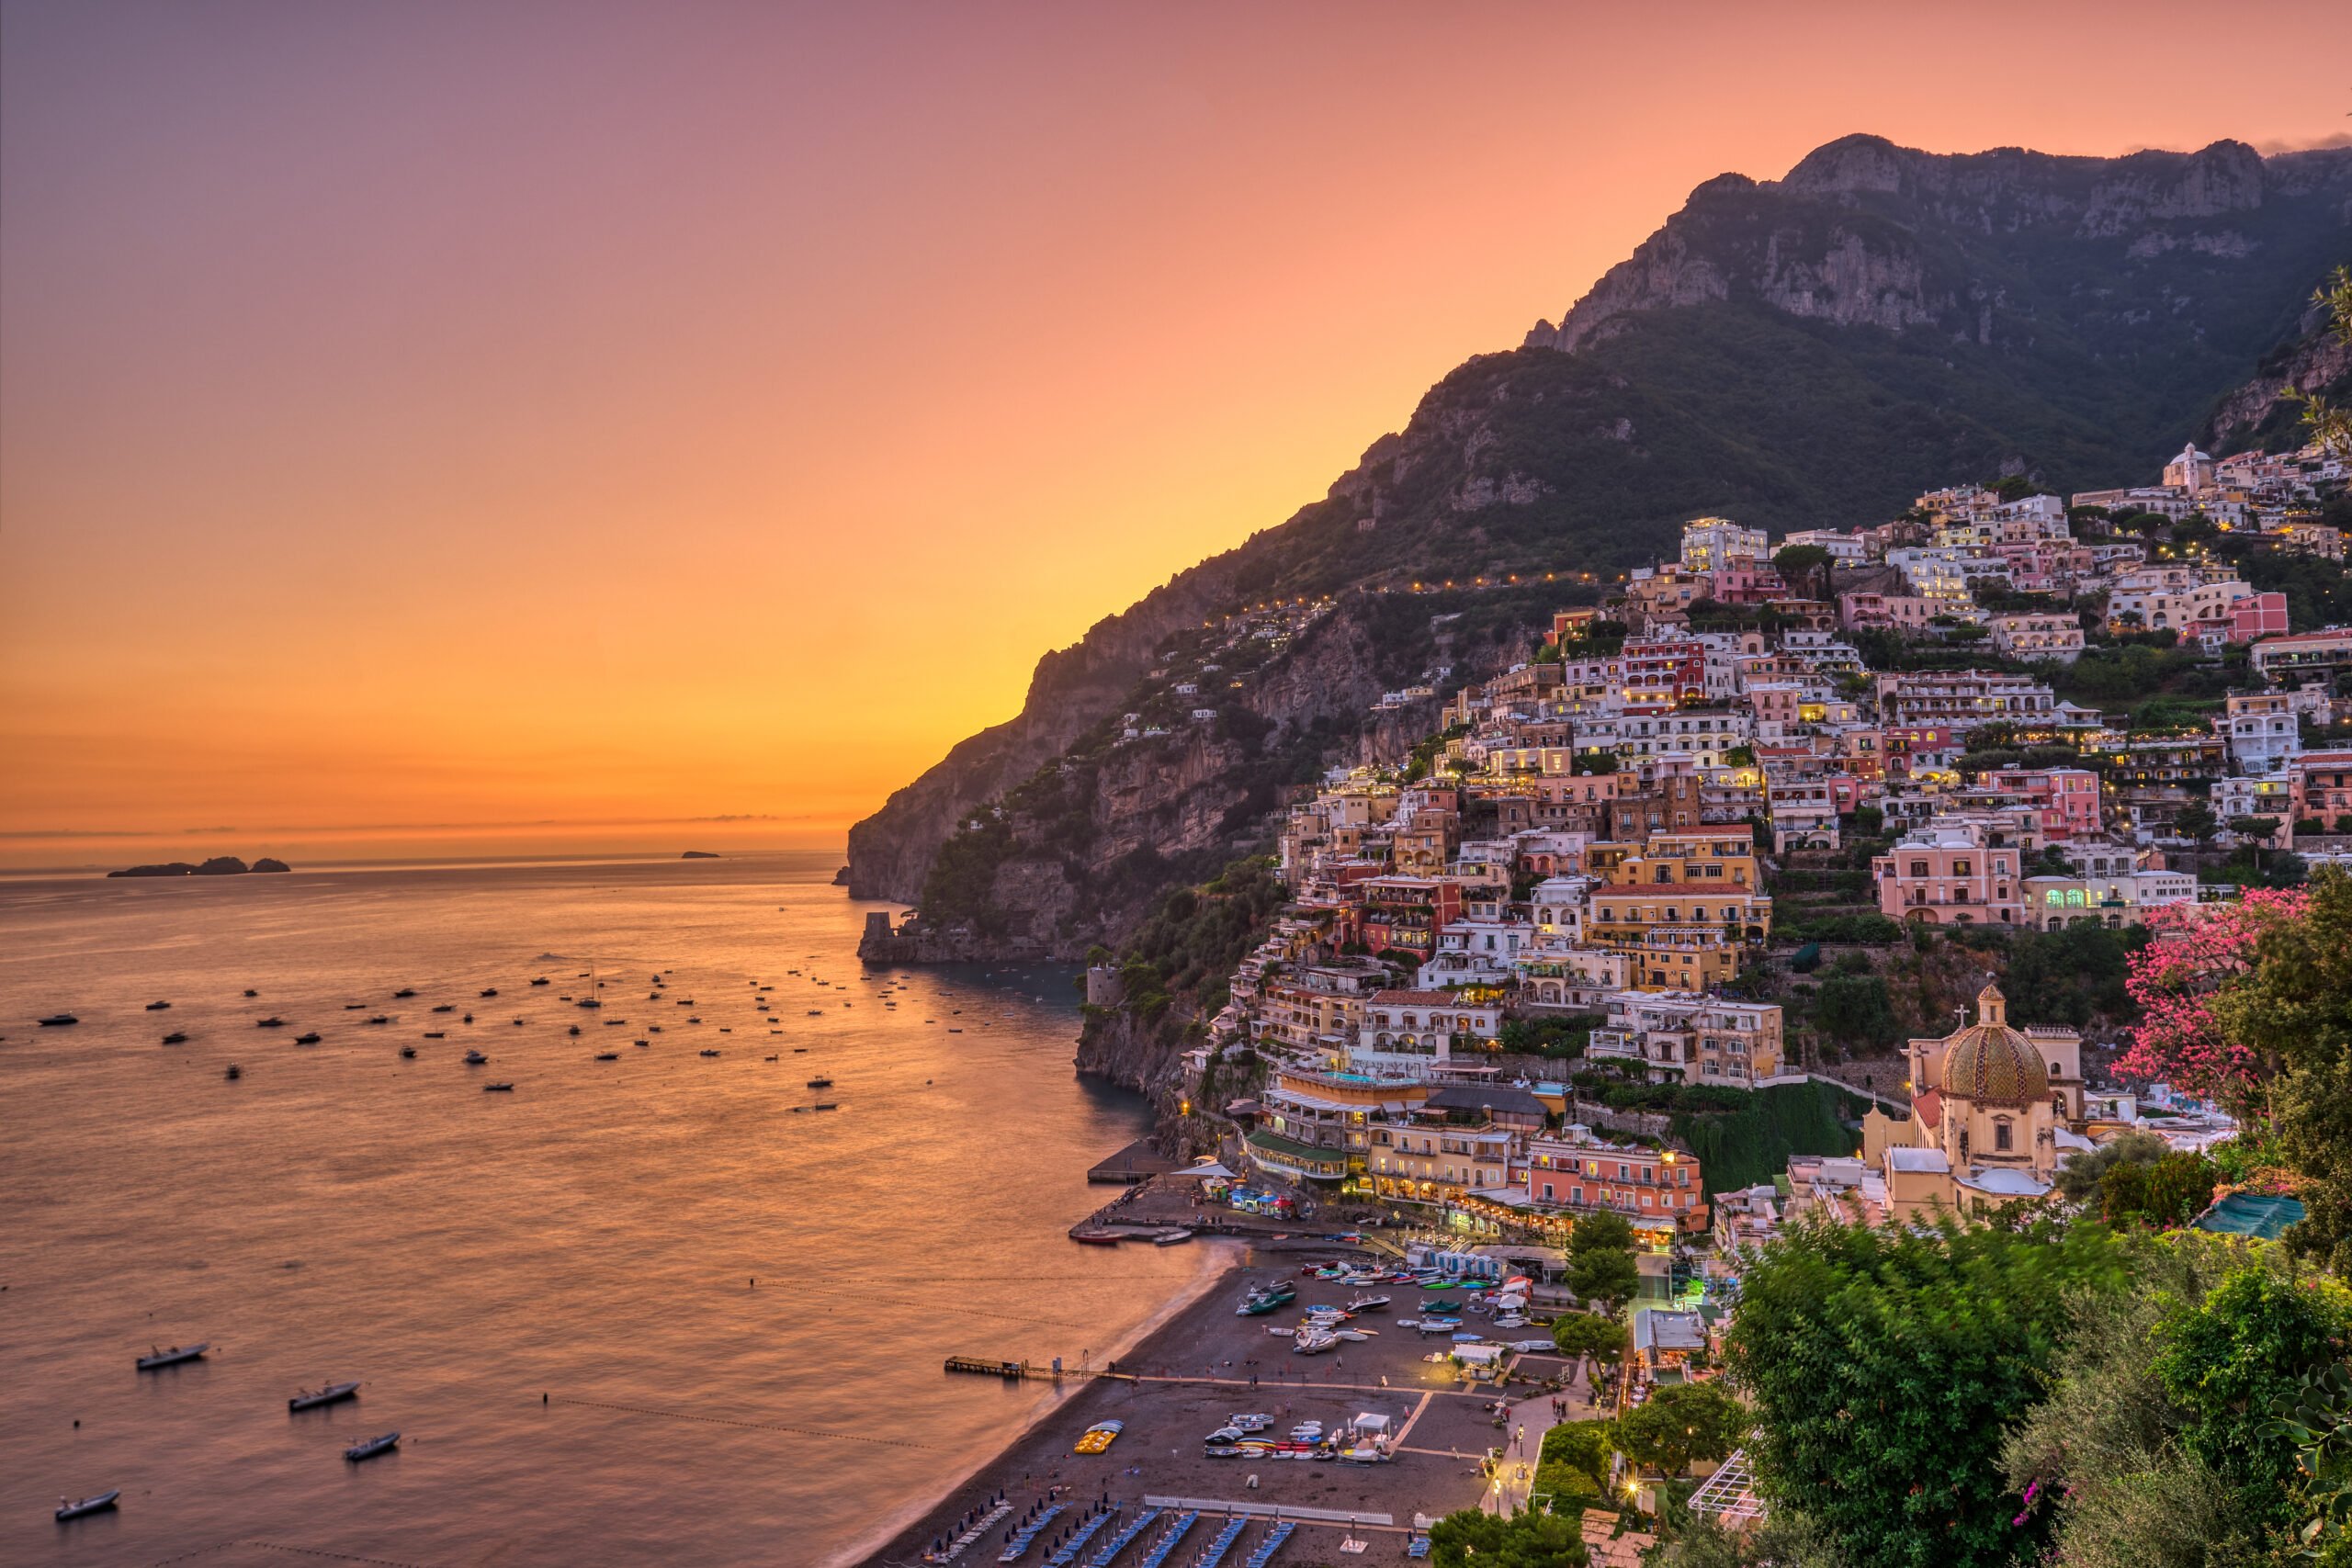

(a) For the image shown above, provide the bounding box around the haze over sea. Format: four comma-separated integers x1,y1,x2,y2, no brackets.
0,852,1219,1566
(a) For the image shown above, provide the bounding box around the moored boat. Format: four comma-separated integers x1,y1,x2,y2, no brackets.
345,1432,399,1461
294,1032,321,1045
288,1381,360,1412
136,1342,209,1370
482,1081,514,1091
463,1050,488,1065
38,1013,80,1026
55,1491,119,1521
162,1032,187,1044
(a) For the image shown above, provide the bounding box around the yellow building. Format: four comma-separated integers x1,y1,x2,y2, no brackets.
1861,985,2082,1218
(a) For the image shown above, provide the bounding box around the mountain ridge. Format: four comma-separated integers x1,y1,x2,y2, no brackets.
846,132,2352,943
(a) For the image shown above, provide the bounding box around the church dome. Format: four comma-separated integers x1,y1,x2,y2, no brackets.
1940,985,2052,1106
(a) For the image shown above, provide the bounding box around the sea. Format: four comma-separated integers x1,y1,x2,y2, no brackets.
0,852,1225,1566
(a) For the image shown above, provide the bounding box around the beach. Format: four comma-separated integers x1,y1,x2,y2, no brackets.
860,1238,1599,1567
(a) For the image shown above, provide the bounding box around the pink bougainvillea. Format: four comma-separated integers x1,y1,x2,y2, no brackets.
2114,889,2309,1102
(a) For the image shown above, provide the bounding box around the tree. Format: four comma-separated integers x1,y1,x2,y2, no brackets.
2290,264,2352,461
1534,1418,1614,1499
1772,544,1833,600
2098,1150,2219,1230
2173,801,2219,844
1994,1232,2324,1561
1427,1507,1590,1568
1727,1214,2128,1568
2054,1127,2170,1201
1810,973,1897,1050
1567,1246,1640,1314
1570,1209,1635,1257
2115,889,2311,1105
1551,1310,1628,1371
1614,1381,1746,1478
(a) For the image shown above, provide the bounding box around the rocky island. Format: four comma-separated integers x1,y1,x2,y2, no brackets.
107,856,291,878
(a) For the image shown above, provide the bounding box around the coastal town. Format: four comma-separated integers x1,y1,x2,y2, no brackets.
885,431,2352,1568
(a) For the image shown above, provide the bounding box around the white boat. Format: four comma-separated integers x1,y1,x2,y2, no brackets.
288,1382,360,1412
1344,1294,1391,1312
345,1431,400,1461
135,1343,208,1370
1228,1414,1272,1432
1493,1315,1531,1329
55,1491,119,1521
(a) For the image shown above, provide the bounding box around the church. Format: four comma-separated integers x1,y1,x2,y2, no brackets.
1860,983,2097,1217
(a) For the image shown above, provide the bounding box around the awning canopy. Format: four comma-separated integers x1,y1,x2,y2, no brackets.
1164,1161,1236,1180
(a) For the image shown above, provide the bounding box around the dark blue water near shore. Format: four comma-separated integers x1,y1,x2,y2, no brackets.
0,853,1216,1565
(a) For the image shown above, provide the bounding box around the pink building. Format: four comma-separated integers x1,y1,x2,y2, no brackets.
1985,767,2102,840
1840,591,1935,631
2227,592,2289,644
1873,820,2027,926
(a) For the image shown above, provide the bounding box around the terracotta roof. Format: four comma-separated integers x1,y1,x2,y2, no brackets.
1913,1088,1942,1129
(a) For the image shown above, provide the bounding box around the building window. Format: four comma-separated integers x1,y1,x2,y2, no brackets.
1994,1118,2014,1153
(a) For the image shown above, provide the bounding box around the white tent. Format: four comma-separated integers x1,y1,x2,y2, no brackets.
1164,1161,1236,1179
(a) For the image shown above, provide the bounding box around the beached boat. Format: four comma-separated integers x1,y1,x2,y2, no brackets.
345,1432,399,1461
1072,1420,1123,1454
136,1343,209,1370
162,1032,187,1045
288,1381,360,1412
55,1491,119,1521
1345,1294,1391,1312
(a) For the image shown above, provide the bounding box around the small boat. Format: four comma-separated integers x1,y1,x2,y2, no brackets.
393,988,416,998
162,1032,188,1045
366,1016,390,1025
38,1014,79,1027
806,1076,833,1089
483,1082,514,1092
511,1018,525,1027
345,1002,365,1010
463,1013,474,1023
432,1004,455,1012
812,1102,839,1111
400,1046,417,1059
763,1054,777,1062
243,988,259,998
146,1000,172,1011
288,1381,360,1412
699,1049,720,1057
225,1064,243,1080
345,1432,400,1461
294,1032,321,1045
530,977,550,987
256,1017,285,1028
1345,1294,1392,1313
136,1343,209,1370
480,987,498,998
423,1032,444,1039
595,1051,618,1061
464,1050,488,1065
1155,1231,1193,1246
568,1025,582,1036
55,1491,119,1521
1073,1419,1123,1455
634,1040,649,1047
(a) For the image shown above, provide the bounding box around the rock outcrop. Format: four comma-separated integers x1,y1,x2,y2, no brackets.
108,855,289,877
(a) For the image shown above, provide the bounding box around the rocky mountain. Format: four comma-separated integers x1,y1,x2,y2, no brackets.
847,132,2352,954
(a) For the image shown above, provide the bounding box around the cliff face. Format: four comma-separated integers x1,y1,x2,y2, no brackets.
850,131,2352,960
845,558,1242,902
1524,136,2320,355
862,592,1469,962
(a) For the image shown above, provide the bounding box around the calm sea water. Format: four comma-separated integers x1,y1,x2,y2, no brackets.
0,853,1217,1566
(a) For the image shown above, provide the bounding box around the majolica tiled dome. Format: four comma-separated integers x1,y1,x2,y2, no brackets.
1941,985,2051,1106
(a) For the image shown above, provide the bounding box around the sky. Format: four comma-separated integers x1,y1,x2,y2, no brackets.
5,0,2349,869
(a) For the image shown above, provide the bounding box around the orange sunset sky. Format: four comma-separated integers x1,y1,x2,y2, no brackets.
5,1,2349,870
